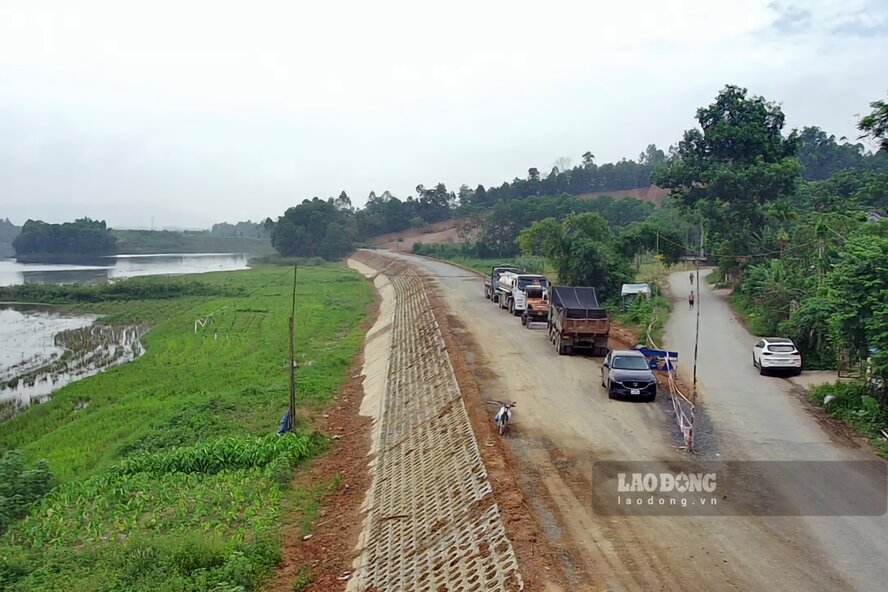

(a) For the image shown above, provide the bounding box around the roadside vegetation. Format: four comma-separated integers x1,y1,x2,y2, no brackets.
0,266,372,591
810,382,888,457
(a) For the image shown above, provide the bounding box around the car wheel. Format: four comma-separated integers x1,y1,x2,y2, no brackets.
752,354,757,367
607,385,616,400
758,364,766,376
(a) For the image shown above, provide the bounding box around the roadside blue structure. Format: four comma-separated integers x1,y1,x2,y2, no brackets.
635,346,678,371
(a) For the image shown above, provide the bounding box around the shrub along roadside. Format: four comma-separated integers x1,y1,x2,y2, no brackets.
810,382,888,457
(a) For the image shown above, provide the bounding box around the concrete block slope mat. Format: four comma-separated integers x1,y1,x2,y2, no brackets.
348,259,523,592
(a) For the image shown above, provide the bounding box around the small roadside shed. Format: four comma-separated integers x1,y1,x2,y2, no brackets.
620,283,651,311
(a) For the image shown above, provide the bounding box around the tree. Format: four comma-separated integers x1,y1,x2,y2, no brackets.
334,191,353,211
652,85,801,273
516,217,563,257
271,198,353,259
528,167,540,181
552,156,572,172
796,126,865,180
582,151,595,167
457,184,474,205
13,218,117,258
517,213,631,298
859,93,888,152
825,233,888,386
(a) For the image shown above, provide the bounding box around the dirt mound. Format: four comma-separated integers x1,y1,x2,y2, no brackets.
577,185,670,205
367,219,460,249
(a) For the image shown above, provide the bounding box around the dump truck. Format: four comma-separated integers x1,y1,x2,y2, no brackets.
521,283,550,328
547,286,610,356
497,273,549,317
484,265,520,303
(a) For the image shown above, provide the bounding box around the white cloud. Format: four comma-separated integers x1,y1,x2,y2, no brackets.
0,0,885,227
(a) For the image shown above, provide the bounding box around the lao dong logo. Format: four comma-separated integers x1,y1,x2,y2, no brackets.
617,472,717,493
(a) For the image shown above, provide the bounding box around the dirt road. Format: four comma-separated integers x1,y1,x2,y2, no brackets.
665,269,888,592
380,251,884,591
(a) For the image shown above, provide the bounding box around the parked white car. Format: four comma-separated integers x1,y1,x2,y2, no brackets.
752,337,802,375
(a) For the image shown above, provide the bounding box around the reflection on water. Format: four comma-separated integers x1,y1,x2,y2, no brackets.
0,306,145,421
0,252,249,287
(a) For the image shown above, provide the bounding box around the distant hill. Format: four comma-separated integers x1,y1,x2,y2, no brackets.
0,218,21,258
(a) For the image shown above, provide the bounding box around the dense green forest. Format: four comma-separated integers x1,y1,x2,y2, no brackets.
0,218,20,258
268,150,670,258
210,219,272,240
12,218,117,261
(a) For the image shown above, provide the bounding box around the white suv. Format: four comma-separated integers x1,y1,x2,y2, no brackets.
752,337,802,375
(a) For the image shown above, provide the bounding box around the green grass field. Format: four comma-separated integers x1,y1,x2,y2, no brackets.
0,266,372,591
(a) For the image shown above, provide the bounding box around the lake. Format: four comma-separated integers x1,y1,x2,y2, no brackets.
0,252,250,287
0,252,249,420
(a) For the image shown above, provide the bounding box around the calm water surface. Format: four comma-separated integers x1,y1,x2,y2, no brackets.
0,252,249,287
0,253,247,419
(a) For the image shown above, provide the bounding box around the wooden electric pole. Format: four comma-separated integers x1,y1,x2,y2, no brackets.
288,265,297,431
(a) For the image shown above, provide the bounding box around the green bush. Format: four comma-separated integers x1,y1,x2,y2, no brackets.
0,278,244,304
1,532,281,591
0,452,55,535
115,433,326,477
810,381,888,454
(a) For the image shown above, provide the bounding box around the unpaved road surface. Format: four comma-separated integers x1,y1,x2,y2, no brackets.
665,269,888,592
383,251,886,592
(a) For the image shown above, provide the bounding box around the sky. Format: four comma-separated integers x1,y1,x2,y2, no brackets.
0,0,886,229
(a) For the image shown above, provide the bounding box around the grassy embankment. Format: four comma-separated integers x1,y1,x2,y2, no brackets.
0,266,372,591
112,229,275,255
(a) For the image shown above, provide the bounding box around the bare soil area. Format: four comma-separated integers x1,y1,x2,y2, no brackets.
266,295,378,592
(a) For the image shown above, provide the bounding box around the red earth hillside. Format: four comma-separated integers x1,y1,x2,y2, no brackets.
367,185,669,249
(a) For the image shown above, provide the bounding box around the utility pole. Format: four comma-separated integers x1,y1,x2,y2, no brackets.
288,265,297,431
690,260,701,452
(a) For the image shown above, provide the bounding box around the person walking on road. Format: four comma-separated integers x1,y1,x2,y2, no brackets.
688,290,695,310
689,272,694,285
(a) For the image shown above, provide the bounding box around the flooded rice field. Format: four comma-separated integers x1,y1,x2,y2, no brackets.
0,252,249,286
0,306,145,421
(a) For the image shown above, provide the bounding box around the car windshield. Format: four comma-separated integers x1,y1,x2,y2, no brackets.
611,356,649,370
768,344,796,353
517,277,548,290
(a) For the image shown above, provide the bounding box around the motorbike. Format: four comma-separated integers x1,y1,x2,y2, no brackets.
493,400,516,435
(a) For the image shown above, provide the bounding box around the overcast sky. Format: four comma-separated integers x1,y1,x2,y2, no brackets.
1,0,886,229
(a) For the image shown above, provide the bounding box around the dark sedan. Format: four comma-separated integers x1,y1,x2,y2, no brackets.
600,349,657,401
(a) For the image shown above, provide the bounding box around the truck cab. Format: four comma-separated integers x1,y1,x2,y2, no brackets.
484,265,520,302
498,273,549,316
